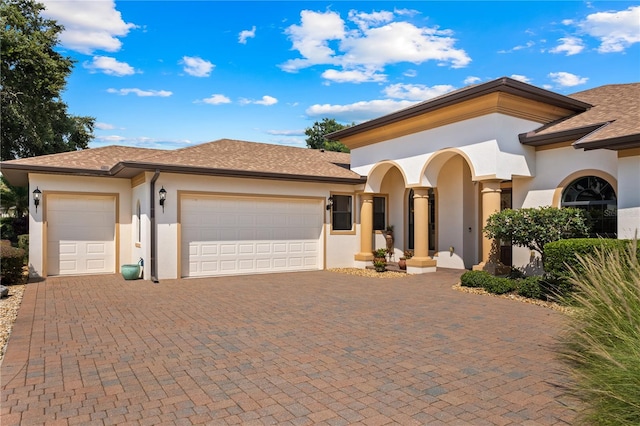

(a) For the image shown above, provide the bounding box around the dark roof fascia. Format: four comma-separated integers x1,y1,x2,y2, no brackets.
519,123,606,147
572,134,640,151
118,161,367,184
1,159,366,186
327,77,593,141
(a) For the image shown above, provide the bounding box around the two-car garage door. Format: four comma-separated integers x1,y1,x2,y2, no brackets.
181,195,323,277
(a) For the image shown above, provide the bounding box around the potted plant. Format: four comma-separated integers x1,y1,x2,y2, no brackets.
373,248,387,263
398,249,413,270
373,260,387,272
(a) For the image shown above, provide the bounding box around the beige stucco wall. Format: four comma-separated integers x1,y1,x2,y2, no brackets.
152,172,362,279
618,154,640,239
351,113,539,187
28,173,132,278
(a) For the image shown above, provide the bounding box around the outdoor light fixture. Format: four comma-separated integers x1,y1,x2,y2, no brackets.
326,196,333,211
33,187,41,213
159,186,167,212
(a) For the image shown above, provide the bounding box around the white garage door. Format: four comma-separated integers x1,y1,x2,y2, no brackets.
47,195,116,276
181,195,323,277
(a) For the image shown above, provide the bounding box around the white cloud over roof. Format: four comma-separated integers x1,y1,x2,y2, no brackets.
181,56,215,77
280,8,470,83
549,37,585,55
83,56,136,76
239,26,256,44
41,0,136,54
107,88,172,97
548,72,588,87
578,5,640,53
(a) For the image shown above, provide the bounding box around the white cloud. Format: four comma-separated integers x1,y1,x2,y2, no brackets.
382,83,455,101
107,88,172,97
348,10,394,31
463,76,481,85
267,129,305,136
83,56,136,76
548,72,588,87
577,6,640,53
200,94,231,105
180,56,214,77
510,74,531,83
498,41,534,54
306,99,417,123
280,9,470,79
239,26,256,44
41,0,136,54
322,68,387,83
549,36,585,55
403,69,418,78
95,122,116,130
240,96,278,106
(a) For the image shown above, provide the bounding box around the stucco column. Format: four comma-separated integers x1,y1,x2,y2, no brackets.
354,193,374,261
473,179,503,273
406,187,436,270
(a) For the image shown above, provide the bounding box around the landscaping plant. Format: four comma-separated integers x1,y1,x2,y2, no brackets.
558,240,640,425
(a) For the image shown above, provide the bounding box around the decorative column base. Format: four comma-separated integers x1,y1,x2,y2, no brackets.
472,261,511,275
406,257,437,274
354,252,374,269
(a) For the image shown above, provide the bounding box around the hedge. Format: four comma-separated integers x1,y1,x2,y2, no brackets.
544,239,639,279
1,245,26,284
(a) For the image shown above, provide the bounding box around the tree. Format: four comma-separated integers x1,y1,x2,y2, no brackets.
483,206,590,262
0,176,28,218
304,118,350,152
1,0,94,161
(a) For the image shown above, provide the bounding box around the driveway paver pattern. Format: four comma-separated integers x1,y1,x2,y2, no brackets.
1,269,576,425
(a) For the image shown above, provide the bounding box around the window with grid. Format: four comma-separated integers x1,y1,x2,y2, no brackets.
331,195,352,231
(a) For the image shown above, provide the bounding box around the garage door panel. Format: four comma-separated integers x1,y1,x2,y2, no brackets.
182,196,322,277
47,195,116,276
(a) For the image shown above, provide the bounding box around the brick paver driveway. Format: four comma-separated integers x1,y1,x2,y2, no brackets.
1,269,576,425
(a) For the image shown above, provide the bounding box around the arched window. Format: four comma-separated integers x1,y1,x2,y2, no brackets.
561,176,617,238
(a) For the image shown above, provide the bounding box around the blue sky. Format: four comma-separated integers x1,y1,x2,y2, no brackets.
41,1,640,150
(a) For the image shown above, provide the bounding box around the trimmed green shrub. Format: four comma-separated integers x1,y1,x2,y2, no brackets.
558,241,640,424
484,277,517,294
0,245,26,284
544,238,631,279
460,270,492,288
516,276,544,300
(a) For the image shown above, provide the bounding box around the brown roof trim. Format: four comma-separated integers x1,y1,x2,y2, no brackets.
519,123,606,146
572,134,640,151
118,161,366,184
327,77,592,140
0,160,366,187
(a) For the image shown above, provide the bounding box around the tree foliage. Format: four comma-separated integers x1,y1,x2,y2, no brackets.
304,118,350,152
483,206,590,260
1,0,94,161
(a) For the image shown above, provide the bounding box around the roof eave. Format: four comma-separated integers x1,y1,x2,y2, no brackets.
328,77,592,141
572,134,640,151
0,161,366,187
519,123,605,147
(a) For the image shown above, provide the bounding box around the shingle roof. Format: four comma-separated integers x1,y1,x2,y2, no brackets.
520,83,640,150
0,139,363,186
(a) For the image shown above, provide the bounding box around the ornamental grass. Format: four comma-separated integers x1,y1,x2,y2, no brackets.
558,240,640,425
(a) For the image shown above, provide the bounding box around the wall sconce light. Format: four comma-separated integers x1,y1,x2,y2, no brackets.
33,187,41,213
326,196,333,211
159,186,167,212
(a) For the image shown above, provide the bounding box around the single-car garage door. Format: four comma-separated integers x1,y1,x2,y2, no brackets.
46,194,116,276
181,195,323,277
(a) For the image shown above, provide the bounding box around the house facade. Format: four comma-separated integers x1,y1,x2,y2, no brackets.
2,77,638,280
